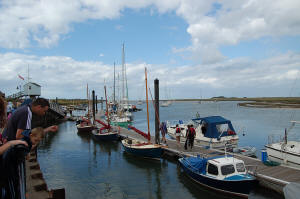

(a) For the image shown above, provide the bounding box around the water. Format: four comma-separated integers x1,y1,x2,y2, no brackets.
37,101,300,199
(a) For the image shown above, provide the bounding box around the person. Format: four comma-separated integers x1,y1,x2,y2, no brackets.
189,125,196,149
2,97,58,142
0,96,7,134
1,96,28,198
175,124,181,148
160,122,167,144
201,123,207,136
20,127,44,151
1,96,28,154
184,125,190,150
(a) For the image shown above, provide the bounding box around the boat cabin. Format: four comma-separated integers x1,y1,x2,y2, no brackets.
205,156,247,180
192,116,236,139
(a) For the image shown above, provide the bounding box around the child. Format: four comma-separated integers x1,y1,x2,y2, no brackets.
21,127,44,151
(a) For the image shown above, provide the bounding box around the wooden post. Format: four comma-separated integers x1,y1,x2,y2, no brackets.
96,95,98,113
154,79,160,144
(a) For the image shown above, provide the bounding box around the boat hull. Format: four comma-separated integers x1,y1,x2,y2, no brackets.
121,140,163,159
266,143,300,168
76,124,94,133
111,121,131,128
92,131,119,141
178,158,256,198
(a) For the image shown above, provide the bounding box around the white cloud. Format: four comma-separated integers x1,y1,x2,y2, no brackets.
0,51,300,99
0,0,299,64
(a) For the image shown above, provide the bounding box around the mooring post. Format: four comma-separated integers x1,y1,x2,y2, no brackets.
154,79,160,144
96,95,98,113
92,90,95,124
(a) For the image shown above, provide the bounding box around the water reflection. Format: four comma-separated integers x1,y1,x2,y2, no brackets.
122,152,167,199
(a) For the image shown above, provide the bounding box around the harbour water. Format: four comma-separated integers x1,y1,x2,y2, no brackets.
37,101,300,199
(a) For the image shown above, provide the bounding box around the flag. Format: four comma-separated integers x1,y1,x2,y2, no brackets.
18,74,24,80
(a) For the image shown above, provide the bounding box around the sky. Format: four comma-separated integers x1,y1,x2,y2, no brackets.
1,0,300,100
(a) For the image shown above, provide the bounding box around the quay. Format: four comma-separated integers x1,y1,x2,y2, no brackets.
95,113,300,196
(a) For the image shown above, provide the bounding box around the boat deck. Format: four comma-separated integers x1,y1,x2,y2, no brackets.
95,113,300,195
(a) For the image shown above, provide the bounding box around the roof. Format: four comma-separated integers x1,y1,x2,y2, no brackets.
25,82,41,87
208,156,244,166
192,116,230,124
203,116,230,124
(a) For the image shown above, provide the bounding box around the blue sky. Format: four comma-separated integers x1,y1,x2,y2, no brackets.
0,1,300,99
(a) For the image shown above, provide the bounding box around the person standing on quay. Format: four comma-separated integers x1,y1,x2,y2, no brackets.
160,122,167,144
189,125,196,149
0,96,28,155
2,98,58,142
175,124,182,148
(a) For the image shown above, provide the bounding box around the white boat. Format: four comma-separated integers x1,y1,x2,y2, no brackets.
265,121,300,168
167,116,239,148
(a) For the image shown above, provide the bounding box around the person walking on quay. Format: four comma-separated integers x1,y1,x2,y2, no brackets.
188,125,196,149
2,97,58,142
160,122,167,145
175,124,182,148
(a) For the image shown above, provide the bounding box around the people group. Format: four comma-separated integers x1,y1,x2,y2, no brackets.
0,95,58,198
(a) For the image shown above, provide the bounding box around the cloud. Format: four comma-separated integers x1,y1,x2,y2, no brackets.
0,0,299,64
99,53,104,57
1,51,299,99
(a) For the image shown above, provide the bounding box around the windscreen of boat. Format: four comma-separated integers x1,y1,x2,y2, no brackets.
236,163,245,172
221,164,235,176
207,163,218,175
216,123,229,134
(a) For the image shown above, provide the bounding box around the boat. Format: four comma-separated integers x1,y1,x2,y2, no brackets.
92,129,118,141
92,86,119,141
121,67,163,159
110,114,131,128
231,146,257,157
265,121,300,168
121,138,163,159
178,155,257,198
167,116,239,148
76,121,94,133
76,84,95,133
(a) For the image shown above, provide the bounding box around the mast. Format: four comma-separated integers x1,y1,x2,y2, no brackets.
87,83,89,116
122,43,125,104
113,62,116,104
145,67,150,142
104,85,110,125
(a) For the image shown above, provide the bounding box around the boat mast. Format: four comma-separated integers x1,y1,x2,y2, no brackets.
104,85,110,126
122,43,125,104
113,62,116,104
145,67,150,142
87,83,89,117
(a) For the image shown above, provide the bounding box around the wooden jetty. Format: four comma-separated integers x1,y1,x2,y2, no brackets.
95,113,300,196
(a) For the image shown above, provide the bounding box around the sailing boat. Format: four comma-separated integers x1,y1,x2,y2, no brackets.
76,83,94,133
111,44,133,127
121,67,163,159
92,85,119,141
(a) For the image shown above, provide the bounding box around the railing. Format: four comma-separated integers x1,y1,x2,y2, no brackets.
1,144,29,199
6,91,25,99
49,102,65,116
